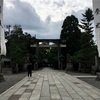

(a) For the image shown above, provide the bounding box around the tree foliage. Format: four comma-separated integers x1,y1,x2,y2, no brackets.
73,8,97,62
60,15,81,56
6,25,32,64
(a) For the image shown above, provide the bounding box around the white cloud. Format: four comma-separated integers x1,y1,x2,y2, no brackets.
19,0,92,21
4,0,43,29
3,0,93,39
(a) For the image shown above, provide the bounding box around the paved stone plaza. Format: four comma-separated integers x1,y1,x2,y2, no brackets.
0,68,100,100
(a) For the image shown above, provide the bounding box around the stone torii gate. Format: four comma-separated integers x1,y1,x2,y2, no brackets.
31,39,66,70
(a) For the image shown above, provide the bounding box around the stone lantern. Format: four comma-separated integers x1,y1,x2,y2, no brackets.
59,55,65,70
33,55,38,70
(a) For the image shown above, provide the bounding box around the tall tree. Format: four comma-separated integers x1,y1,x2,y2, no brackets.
80,8,97,61
80,8,94,49
6,25,32,72
60,15,81,56
80,8,94,33
73,8,98,63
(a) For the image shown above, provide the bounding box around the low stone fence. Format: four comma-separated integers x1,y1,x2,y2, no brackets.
0,73,4,82
96,72,100,80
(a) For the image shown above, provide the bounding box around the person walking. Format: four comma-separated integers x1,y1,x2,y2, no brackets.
27,62,32,77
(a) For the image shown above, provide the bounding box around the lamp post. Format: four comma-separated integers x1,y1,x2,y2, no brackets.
33,55,37,70
59,55,64,70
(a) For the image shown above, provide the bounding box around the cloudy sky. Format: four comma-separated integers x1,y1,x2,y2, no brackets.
3,0,92,39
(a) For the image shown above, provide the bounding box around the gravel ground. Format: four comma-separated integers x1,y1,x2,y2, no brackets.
67,71,100,90
0,72,27,94
78,77,100,89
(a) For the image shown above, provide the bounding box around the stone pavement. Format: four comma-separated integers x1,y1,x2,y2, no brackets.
0,68,100,100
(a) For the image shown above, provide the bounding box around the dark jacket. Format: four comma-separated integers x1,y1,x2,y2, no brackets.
27,63,32,72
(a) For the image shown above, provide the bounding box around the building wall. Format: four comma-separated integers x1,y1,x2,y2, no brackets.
93,0,100,57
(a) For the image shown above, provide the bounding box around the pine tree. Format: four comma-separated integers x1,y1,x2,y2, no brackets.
73,8,97,63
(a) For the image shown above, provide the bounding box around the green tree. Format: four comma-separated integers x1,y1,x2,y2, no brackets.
60,15,81,56
79,8,97,61
6,25,32,72
80,8,94,33
73,8,98,70
79,8,95,57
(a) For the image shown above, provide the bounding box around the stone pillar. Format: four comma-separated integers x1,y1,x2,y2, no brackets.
57,43,60,69
95,55,100,72
78,61,81,72
95,56,98,71
0,57,2,72
0,56,4,82
35,42,39,70
66,54,73,71
91,56,99,74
